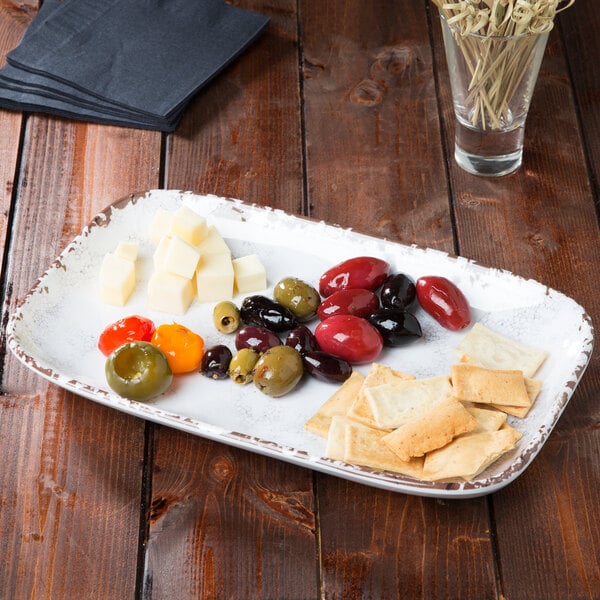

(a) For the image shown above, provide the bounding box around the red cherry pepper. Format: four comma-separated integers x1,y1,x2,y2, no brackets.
319,256,390,297
98,315,156,356
416,276,471,331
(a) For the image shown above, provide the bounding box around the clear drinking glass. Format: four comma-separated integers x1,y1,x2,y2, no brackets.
440,13,550,177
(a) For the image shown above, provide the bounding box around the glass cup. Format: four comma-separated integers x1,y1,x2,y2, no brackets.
440,13,550,177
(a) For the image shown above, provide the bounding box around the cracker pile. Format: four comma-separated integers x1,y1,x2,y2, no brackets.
305,323,547,482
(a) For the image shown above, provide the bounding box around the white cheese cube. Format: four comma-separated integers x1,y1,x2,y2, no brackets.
196,225,231,256
99,253,136,306
154,235,201,280
196,254,234,302
115,241,138,262
147,271,194,315
171,206,208,246
232,254,267,294
149,208,174,246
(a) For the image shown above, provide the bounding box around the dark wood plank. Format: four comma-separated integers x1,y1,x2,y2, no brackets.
143,2,319,598
301,1,497,598
430,1,600,597
0,117,163,597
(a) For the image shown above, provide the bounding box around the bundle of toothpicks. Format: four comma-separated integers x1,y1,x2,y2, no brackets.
433,0,576,129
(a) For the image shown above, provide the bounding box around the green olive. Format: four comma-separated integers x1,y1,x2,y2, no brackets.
253,345,304,397
273,277,320,321
228,348,260,384
105,342,173,401
213,300,240,334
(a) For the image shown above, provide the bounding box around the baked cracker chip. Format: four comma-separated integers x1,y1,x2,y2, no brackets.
490,377,542,418
366,375,454,429
455,323,547,378
422,425,523,481
346,363,415,429
381,398,478,461
451,364,531,408
343,420,424,478
463,403,507,432
305,371,365,437
324,415,349,461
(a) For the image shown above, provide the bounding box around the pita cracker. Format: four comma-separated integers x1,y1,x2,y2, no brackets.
455,323,547,378
382,398,478,461
343,420,424,478
324,415,349,461
422,425,523,481
305,371,365,437
366,375,454,429
451,364,531,408
490,377,542,417
463,403,507,432
346,363,415,429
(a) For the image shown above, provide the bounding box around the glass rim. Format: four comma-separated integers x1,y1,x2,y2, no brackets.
439,10,551,41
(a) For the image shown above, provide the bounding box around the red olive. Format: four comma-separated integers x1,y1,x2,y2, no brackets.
317,288,380,320
319,256,390,297
314,314,383,364
416,276,471,331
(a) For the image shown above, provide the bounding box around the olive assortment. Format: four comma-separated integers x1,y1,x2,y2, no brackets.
101,254,471,401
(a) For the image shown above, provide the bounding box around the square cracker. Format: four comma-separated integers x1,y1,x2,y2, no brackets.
451,364,531,408
343,419,424,479
422,425,523,481
463,403,507,432
304,371,365,437
490,377,543,418
455,323,547,378
366,375,454,429
381,398,478,461
346,363,415,429
324,415,348,461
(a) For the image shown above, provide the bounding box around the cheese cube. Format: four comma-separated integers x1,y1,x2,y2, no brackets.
147,271,194,315
196,254,234,302
232,255,266,293
196,225,231,256
153,235,201,280
149,208,174,246
99,253,136,306
115,241,138,262
171,206,208,246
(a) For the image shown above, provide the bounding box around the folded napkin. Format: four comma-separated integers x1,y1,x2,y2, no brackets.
0,0,269,131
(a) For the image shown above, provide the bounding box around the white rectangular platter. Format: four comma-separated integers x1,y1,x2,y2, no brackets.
7,190,594,498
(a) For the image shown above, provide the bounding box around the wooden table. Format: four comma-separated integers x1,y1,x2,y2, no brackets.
1,1,599,598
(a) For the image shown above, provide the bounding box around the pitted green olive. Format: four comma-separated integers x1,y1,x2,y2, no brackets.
253,345,304,397
273,277,320,321
213,300,240,334
229,348,261,384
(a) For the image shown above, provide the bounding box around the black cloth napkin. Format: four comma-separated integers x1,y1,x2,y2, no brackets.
0,0,269,131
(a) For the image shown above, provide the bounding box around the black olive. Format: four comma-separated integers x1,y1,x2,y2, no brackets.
302,350,352,383
201,345,233,379
285,325,320,355
240,295,299,333
367,308,422,346
380,273,416,310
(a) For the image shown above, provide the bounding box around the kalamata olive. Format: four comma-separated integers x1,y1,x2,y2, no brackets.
367,308,422,346
229,348,261,384
253,346,304,397
274,277,321,321
380,273,416,310
240,295,298,332
302,350,352,383
201,345,233,379
285,325,320,355
213,300,240,333
314,314,383,364
416,276,471,331
319,256,390,297
235,325,281,354
317,288,380,320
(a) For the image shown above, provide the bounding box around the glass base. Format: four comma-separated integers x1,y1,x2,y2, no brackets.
454,120,524,177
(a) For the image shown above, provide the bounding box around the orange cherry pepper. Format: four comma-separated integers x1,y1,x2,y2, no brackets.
151,323,204,374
